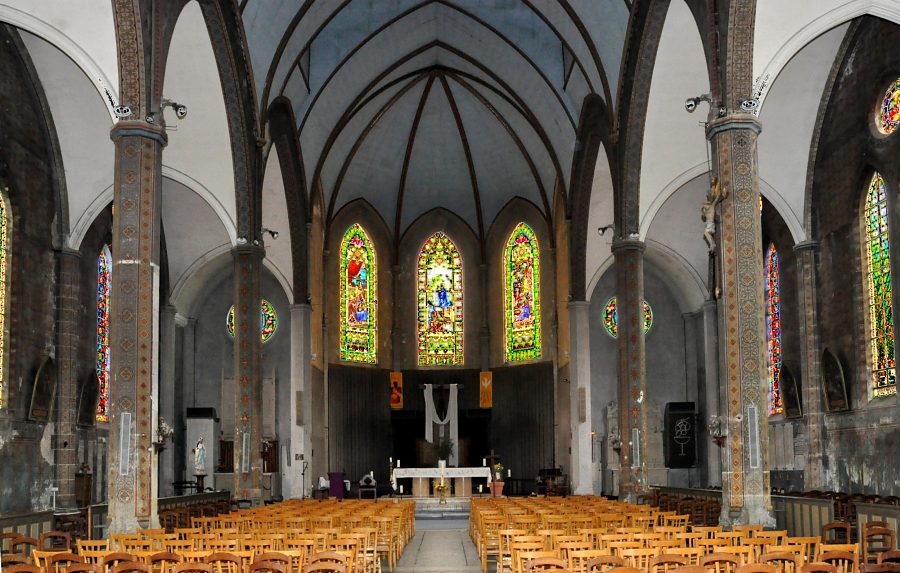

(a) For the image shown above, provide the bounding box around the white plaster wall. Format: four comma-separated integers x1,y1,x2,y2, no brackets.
261,145,294,296
163,1,235,230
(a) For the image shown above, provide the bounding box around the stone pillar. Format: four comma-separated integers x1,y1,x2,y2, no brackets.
179,317,196,482
479,263,490,370
285,303,312,498
794,240,825,489
612,239,648,502
708,115,775,526
107,123,165,531
232,245,264,501
702,299,722,488
567,300,593,494
158,305,176,497
55,248,81,508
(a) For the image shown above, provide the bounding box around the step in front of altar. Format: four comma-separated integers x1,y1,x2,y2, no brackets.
414,496,470,520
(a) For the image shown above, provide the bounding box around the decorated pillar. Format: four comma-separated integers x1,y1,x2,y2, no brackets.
158,304,176,497
107,122,164,531
232,244,264,501
286,303,312,498
794,240,825,489
567,300,593,494
708,114,775,526
612,238,648,502
54,248,82,508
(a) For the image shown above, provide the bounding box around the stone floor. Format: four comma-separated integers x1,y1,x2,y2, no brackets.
395,528,482,572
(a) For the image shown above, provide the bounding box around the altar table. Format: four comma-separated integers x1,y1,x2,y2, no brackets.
393,466,492,497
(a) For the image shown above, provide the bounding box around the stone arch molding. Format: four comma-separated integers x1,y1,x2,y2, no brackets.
0,5,118,121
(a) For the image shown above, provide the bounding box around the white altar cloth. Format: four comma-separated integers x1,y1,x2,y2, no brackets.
392,466,492,490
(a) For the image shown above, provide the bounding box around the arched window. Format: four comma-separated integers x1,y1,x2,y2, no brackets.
765,243,783,415
339,224,377,363
504,223,541,362
863,172,897,397
96,245,111,422
226,300,278,343
0,194,9,410
603,297,653,338
417,231,463,365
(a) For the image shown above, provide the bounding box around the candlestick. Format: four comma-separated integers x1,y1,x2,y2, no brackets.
478,484,483,493
370,470,374,478
507,469,511,478
397,459,400,467
399,484,404,494
482,458,486,466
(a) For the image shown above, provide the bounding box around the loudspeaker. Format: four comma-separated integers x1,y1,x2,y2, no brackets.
664,402,697,468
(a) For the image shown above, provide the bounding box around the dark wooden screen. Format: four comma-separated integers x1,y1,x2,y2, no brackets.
328,364,392,483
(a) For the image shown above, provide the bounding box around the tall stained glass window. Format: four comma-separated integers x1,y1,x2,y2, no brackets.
864,172,897,397
765,243,784,415
504,223,541,362
339,224,377,363
417,231,463,365
96,245,111,422
0,195,8,410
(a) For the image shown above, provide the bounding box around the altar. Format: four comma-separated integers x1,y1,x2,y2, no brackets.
393,466,492,497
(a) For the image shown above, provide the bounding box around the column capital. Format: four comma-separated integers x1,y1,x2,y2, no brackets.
110,121,168,146
706,114,762,139
793,240,820,253
231,243,266,258
611,238,645,254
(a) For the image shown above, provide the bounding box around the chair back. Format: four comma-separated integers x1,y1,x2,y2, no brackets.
735,566,776,573
822,523,852,545
700,552,741,573
863,528,896,564
817,551,859,573
648,554,688,573
878,551,900,564
171,564,214,573
66,564,103,573
248,562,286,573
40,532,72,551
2,565,42,573
760,551,804,573
46,552,84,573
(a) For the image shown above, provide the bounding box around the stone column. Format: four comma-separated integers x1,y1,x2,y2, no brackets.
702,299,722,488
479,263,490,370
567,300,593,494
232,244,264,501
179,317,196,481
612,239,648,502
107,122,165,531
794,240,825,489
708,115,775,526
158,304,176,497
285,303,312,498
55,247,81,508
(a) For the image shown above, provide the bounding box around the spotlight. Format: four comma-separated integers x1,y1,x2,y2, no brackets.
262,228,279,240
685,93,711,113
597,224,613,236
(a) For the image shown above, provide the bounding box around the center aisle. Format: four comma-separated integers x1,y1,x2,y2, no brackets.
395,528,481,573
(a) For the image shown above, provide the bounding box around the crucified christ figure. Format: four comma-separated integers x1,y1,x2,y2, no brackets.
701,177,728,253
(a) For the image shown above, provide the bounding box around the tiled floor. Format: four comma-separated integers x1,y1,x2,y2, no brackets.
395,528,482,572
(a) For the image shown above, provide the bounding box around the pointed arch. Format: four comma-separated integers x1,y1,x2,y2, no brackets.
862,172,896,398
765,243,783,415
504,222,541,362
339,223,378,363
417,231,463,365
0,193,10,409
96,244,112,422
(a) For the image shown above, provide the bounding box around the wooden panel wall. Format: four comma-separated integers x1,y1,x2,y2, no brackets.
490,362,554,484
327,364,392,482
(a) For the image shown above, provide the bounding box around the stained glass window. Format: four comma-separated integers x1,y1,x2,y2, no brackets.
96,245,111,422
765,243,784,415
227,300,278,343
878,78,900,135
417,231,464,365
603,297,652,338
504,223,541,362
0,195,8,410
340,224,377,363
864,172,897,397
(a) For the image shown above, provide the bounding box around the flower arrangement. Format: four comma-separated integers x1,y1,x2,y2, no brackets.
707,415,725,446
157,416,175,442
492,462,505,482
433,478,449,493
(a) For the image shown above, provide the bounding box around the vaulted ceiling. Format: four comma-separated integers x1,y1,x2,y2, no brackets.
242,0,631,238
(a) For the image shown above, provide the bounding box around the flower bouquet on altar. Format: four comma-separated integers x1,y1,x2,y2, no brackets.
433,478,449,504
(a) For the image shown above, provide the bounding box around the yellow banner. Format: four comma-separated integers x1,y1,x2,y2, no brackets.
390,372,403,409
480,371,493,409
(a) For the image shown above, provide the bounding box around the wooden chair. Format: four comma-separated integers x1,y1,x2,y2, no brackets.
760,551,804,573
66,564,103,573
525,557,569,572
46,552,85,573
667,567,707,573
862,528,896,565
11,537,39,556
620,548,659,570
248,562,287,573
788,538,822,564
584,554,626,573
603,567,642,573
863,565,900,573
648,554,688,573
77,541,111,554
170,564,214,573
816,552,858,573
109,563,150,573
1,532,23,553
718,547,755,565
307,551,349,573
103,552,140,572
822,524,852,545
665,547,706,566
800,564,838,573
40,532,73,551
204,552,243,573
2,565,42,573
700,553,741,573
147,552,183,573
569,550,613,573
1,553,32,565
735,566,776,573
878,551,900,564
301,563,346,573
734,526,764,537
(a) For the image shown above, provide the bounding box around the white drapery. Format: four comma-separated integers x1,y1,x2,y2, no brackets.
423,383,459,466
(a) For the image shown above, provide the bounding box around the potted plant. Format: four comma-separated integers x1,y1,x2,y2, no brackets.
431,437,454,466
153,416,174,453
490,462,505,497
707,415,726,447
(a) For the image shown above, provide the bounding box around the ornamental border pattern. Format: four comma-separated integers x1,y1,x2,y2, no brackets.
112,0,145,118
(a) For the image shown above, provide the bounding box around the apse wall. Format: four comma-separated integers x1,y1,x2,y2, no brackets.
589,261,699,494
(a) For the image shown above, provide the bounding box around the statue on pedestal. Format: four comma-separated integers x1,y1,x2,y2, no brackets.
193,436,207,475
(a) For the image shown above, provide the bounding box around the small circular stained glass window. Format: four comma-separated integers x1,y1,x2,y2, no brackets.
878,78,900,135
227,299,278,343
603,297,653,338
